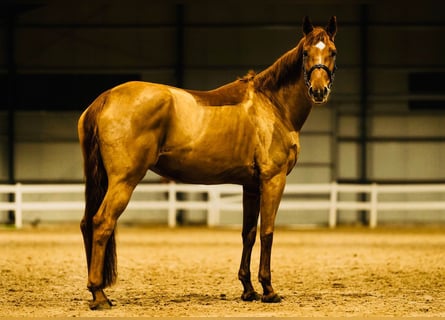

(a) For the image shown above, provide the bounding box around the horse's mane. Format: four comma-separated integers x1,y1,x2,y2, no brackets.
253,27,329,91
186,27,330,106
186,76,251,106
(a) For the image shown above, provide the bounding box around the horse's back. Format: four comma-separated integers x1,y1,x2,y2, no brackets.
80,81,175,126
80,80,260,185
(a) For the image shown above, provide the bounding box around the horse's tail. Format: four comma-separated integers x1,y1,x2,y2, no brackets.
79,91,117,288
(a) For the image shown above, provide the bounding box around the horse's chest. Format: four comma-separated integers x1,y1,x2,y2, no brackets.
287,131,300,172
255,129,300,179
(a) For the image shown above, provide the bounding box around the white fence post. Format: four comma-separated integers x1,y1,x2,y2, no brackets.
14,183,23,229
167,182,176,228
329,181,338,228
369,183,378,228
207,187,220,227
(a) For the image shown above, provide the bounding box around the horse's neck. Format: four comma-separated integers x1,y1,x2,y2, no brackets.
275,80,313,131
255,72,312,132
254,40,312,132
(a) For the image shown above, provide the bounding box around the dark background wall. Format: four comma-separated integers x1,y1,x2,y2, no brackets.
1,0,445,223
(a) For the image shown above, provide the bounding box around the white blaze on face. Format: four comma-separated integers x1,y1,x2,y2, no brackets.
315,41,325,64
315,41,326,50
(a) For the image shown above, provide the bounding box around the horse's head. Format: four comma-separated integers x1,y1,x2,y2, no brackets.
302,16,337,104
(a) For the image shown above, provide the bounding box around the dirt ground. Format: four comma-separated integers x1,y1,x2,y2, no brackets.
0,224,444,318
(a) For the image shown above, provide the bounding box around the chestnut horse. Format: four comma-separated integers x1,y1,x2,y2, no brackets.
78,16,337,309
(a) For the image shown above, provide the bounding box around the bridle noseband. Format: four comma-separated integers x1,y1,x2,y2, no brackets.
303,58,337,90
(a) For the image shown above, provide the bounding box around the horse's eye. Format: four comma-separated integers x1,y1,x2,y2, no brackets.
303,50,308,57
331,51,337,57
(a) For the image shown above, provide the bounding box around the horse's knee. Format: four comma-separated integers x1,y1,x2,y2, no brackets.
242,228,257,246
260,231,274,248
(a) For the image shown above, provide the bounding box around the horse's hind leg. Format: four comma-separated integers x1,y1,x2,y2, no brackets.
87,180,138,309
238,185,261,301
87,143,160,309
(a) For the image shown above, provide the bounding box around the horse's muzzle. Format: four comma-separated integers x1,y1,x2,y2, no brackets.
309,86,329,104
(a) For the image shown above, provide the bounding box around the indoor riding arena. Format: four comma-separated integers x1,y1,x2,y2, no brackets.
1,0,445,318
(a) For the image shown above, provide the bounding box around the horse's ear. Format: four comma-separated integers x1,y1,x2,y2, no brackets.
326,16,337,40
302,16,314,35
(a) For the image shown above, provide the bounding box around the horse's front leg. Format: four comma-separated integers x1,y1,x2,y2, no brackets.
258,173,286,303
238,185,261,301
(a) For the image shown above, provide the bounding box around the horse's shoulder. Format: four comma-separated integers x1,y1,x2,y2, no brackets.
185,79,250,107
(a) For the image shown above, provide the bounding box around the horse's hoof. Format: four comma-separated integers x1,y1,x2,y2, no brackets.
89,299,113,310
241,291,261,301
261,292,282,303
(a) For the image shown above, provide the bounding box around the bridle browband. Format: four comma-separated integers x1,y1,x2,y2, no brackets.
303,58,337,90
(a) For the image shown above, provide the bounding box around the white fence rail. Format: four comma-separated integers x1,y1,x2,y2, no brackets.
1,182,445,229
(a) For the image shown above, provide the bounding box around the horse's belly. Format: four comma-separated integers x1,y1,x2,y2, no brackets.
152,150,257,185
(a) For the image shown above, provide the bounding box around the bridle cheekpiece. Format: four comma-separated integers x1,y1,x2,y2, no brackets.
303,55,337,90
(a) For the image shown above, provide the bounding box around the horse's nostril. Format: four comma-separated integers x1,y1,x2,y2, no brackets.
309,86,327,102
